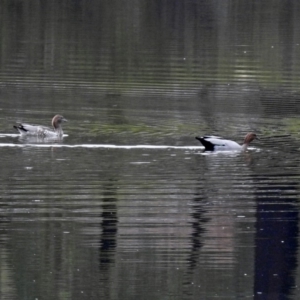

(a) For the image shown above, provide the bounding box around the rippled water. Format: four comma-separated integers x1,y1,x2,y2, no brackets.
1,1,300,300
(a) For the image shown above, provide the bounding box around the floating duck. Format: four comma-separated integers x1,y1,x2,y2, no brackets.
13,115,67,138
195,132,258,151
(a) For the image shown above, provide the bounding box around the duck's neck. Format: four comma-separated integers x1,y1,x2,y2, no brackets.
241,143,249,151
54,126,63,136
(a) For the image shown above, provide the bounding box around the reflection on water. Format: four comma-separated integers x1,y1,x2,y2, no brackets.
1,141,299,299
254,175,299,299
0,0,300,299
1,1,300,92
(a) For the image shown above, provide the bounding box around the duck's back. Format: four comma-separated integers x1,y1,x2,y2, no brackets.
213,139,241,150
198,136,242,151
14,124,56,137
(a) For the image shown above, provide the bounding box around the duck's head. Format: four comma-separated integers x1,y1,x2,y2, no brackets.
52,115,67,129
244,132,259,145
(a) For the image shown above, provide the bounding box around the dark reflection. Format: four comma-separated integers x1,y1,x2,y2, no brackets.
187,193,207,270
98,179,119,299
254,175,299,300
181,168,210,298
260,88,300,117
1,0,300,96
99,180,118,267
182,192,208,297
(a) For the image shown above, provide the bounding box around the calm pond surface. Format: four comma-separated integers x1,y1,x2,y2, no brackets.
1,1,300,299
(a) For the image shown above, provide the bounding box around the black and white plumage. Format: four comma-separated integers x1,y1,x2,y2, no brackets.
195,133,258,151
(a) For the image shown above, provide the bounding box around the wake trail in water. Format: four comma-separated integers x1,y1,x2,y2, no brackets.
0,143,202,149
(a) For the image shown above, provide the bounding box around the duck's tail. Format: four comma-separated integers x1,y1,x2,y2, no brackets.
13,124,28,134
195,136,214,151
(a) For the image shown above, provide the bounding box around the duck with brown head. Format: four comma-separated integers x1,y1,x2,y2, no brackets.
14,114,67,138
195,132,259,151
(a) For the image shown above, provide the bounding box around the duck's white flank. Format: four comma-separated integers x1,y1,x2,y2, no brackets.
195,132,258,151
13,115,67,138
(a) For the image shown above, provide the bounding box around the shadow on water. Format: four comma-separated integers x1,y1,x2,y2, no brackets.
98,179,119,298
180,150,252,298
254,174,299,299
186,193,208,270
182,190,209,298
99,179,118,266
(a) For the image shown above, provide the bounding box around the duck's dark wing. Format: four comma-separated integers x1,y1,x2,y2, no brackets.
195,136,226,151
13,123,50,135
13,124,29,133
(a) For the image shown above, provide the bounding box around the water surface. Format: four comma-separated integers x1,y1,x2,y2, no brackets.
0,1,300,300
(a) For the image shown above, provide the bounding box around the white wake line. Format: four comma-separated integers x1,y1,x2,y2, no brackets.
0,143,204,150
0,134,69,138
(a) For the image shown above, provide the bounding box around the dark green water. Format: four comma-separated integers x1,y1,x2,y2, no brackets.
0,1,300,299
